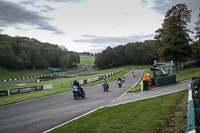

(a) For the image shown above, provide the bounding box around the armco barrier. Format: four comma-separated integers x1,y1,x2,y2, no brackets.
79,68,124,85
156,75,176,87
187,78,200,133
0,73,54,83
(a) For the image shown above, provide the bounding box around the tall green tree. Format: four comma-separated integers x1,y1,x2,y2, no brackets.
191,9,200,60
100,46,114,69
94,53,102,68
195,8,200,40
153,28,163,60
142,40,155,64
155,3,192,65
61,55,70,68
69,52,80,66
112,45,126,67
191,41,200,60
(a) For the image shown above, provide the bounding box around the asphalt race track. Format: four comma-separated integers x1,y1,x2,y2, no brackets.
0,70,143,133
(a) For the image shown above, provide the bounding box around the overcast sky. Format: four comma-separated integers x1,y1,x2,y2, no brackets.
0,0,199,53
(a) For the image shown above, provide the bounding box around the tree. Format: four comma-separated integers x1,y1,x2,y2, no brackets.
0,44,17,69
61,55,70,68
153,28,163,60
124,42,143,65
191,40,200,59
17,50,31,69
156,3,192,65
69,52,80,66
112,45,126,67
0,34,80,70
142,40,155,64
94,53,103,69
195,8,200,40
100,47,114,69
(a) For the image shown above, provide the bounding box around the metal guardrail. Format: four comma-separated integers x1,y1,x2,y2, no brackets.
0,68,88,82
78,68,124,85
187,77,200,133
156,75,176,87
60,68,124,88
54,68,86,77
0,74,54,83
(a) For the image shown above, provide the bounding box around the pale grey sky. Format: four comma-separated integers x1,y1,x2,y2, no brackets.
0,0,199,53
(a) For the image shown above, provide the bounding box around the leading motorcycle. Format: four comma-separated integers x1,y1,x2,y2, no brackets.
118,80,122,87
102,81,109,92
72,85,85,100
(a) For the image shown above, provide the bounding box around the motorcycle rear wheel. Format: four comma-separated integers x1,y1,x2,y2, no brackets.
104,87,106,92
82,91,85,98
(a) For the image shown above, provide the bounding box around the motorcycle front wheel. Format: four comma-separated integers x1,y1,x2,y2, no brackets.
73,92,78,100
119,84,121,87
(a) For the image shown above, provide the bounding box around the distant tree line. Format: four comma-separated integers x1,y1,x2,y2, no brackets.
95,40,156,69
95,3,200,69
79,52,94,56
0,35,80,70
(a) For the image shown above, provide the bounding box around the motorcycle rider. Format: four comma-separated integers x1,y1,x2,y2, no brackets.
122,77,125,83
102,78,109,89
72,80,83,93
118,77,122,84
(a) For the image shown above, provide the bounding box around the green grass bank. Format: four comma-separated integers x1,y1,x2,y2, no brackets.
50,90,187,133
79,55,95,66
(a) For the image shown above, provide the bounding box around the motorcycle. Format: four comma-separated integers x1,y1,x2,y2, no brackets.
118,80,122,87
72,85,85,100
102,81,109,92
122,77,125,83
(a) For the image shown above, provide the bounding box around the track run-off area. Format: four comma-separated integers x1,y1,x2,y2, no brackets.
0,70,191,133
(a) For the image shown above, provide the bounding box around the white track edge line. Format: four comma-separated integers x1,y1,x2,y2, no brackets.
106,88,187,107
109,69,144,104
43,106,105,133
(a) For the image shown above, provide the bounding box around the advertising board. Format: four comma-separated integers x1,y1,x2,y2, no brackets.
43,84,52,89
0,91,7,96
10,89,19,95
19,87,35,94
35,86,43,91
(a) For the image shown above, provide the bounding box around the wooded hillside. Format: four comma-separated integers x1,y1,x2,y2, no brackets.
0,34,80,70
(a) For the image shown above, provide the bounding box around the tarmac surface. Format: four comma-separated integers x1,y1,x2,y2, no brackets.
0,69,191,133
0,70,142,133
106,79,191,107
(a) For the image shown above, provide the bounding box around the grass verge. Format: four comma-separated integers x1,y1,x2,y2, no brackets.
0,67,52,80
0,67,80,80
50,90,187,133
175,67,200,82
79,55,95,66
